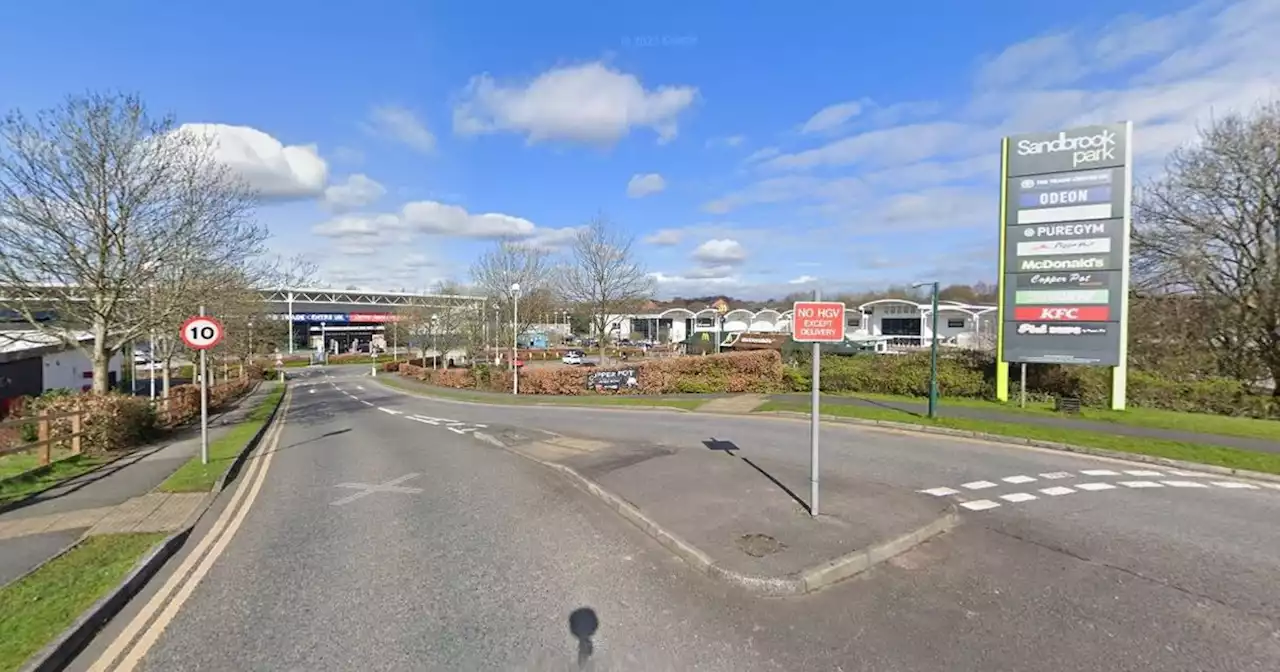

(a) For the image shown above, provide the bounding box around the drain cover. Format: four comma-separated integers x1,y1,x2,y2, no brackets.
736,533,786,558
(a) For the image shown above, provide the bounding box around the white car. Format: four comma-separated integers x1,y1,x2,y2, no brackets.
562,351,584,365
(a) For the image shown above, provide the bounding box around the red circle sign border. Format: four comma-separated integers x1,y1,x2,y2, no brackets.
180,315,226,350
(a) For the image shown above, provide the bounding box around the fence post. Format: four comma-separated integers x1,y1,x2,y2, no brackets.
37,408,50,466
71,409,82,455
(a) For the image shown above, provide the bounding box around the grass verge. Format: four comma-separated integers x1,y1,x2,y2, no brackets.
379,375,705,410
0,454,116,508
157,385,284,493
758,400,1280,475
809,391,1279,442
0,532,166,671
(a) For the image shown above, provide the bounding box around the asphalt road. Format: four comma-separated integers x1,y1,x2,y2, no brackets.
70,366,1280,671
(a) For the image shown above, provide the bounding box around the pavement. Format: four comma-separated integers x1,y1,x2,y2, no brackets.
0,382,271,586
384,372,1280,453
59,365,1280,671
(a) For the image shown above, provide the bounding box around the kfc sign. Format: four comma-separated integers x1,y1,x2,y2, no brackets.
1013,306,1110,321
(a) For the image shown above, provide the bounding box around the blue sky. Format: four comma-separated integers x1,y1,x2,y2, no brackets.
1,0,1276,298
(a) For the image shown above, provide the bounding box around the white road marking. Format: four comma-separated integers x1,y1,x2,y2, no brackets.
356,385,365,390
1210,481,1260,489
1076,482,1116,491
1124,470,1164,477
962,480,998,490
361,400,374,406
308,389,315,394
960,500,1000,511
921,487,960,497
1168,470,1206,477
1039,472,1073,479
1000,492,1037,503
331,473,424,506
1118,481,1164,488
447,426,479,434
1040,486,1076,496
409,417,440,425
1003,475,1036,484
1080,469,1120,476
1161,480,1209,488
378,408,403,415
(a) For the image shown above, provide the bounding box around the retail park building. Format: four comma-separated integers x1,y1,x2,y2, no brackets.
2,286,998,355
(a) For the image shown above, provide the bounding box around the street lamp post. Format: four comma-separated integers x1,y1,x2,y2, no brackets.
431,313,439,370
511,283,521,395
492,303,500,362
913,281,941,419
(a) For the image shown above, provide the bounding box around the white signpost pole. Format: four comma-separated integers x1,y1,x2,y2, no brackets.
810,289,822,517
199,305,210,465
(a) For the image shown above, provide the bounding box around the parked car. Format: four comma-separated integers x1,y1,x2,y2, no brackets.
562,350,585,365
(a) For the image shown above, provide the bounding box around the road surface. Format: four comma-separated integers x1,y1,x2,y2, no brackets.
71,366,1280,671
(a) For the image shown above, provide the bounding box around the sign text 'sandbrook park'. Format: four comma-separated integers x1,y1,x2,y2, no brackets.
791,301,847,342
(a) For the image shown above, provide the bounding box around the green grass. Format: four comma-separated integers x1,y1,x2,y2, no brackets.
0,532,166,671
157,385,284,493
379,376,704,410
758,400,1280,475
814,391,1279,442
0,454,115,507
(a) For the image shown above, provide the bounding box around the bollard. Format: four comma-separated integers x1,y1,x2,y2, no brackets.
371,364,377,377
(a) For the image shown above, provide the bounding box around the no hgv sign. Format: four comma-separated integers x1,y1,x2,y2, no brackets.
791,301,847,343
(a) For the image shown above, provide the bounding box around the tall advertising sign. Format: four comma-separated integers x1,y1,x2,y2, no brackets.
995,123,1133,410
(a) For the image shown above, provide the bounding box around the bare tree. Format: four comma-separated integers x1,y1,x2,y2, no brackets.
0,93,264,392
469,240,556,352
1132,101,1280,392
556,215,654,356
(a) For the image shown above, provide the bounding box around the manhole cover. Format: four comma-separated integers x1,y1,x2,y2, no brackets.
736,533,786,558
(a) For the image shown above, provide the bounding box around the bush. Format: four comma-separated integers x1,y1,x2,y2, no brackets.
24,392,158,454
785,351,989,398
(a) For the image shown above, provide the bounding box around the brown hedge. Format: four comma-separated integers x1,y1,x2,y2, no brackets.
400,350,783,396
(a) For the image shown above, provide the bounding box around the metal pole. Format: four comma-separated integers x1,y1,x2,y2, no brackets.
287,293,295,354
810,288,821,517
131,341,138,395
199,305,209,465
321,321,328,365
512,293,519,395
928,282,940,419
1020,362,1027,409
149,328,156,399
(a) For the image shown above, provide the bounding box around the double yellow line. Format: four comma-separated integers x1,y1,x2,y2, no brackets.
89,387,293,672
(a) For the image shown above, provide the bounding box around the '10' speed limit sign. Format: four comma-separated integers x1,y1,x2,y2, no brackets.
181,315,225,350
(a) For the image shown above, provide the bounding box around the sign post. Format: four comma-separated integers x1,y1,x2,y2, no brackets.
996,123,1133,410
181,309,225,465
791,294,846,517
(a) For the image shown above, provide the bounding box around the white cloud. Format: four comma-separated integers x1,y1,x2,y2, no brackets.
788,275,818,285
743,146,780,164
706,135,746,148
643,228,683,246
801,100,865,133
400,201,538,238
692,238,747,265
323,174,387,212
178,123,328,199
626,173,667,198
452,61,698,145
704,0,1280,245
364,105,436,153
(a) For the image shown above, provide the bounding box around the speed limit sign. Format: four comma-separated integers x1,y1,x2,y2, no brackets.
181,315,225,350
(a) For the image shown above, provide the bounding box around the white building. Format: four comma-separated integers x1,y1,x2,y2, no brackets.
598,299,997,350
0,331,125,412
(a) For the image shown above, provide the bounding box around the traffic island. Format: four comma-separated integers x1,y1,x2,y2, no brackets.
482,431,959,595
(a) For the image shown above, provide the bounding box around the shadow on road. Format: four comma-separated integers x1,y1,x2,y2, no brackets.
569,607,599,668
703,438,812,514
272,427,353,454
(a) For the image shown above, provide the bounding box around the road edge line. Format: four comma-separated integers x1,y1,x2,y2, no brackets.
474,431,960,596
19,384,290,672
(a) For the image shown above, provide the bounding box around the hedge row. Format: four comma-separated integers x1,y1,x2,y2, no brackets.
782,351,1277,418
11,378,257,455
398,349,784,395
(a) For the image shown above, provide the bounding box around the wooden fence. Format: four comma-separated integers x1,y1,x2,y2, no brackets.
0,408,85,467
